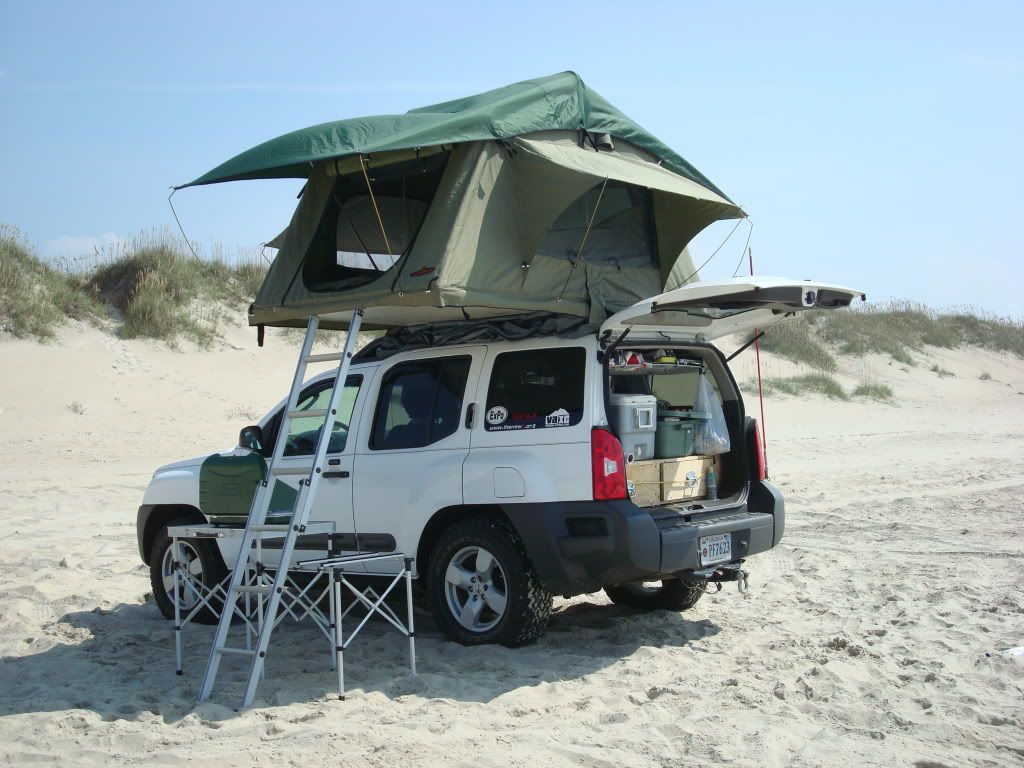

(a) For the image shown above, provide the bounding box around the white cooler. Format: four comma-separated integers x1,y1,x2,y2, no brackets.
608,394,657,462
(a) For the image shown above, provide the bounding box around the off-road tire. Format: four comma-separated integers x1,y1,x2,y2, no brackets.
150,518,227,624
605,578,704,612
428,515,552,647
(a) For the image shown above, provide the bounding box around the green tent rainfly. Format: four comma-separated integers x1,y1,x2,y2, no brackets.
177,72,746,330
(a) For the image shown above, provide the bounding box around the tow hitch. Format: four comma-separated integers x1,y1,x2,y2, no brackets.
680,563,749,594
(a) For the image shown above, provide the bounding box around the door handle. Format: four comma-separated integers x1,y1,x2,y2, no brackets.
465,402,476,429
323,471,350,479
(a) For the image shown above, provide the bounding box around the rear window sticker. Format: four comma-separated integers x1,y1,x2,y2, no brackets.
545,408,571,427
486,406,508,425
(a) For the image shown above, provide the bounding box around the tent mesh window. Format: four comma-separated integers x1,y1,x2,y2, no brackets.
303,152,449,292
537,181,657,268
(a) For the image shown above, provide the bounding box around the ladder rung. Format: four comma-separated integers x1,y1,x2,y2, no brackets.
271,465,313,476
305,352,342,363
287,408,329,419
217,646,257,657
249,524,292,532
235,585,273,595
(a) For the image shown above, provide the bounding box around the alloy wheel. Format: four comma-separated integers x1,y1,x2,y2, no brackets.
160,540,205,612
443,545,508,632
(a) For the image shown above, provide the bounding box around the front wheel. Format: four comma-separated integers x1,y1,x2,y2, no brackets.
427,516,552,647
149,519,226,624
605,578,704,612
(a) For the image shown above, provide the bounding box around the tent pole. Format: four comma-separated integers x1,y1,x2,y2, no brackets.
556,177,609,302
359,155,394,259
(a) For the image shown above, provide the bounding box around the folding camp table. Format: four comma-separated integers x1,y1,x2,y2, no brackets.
295,551,416,700
167,523,416,700
167,522,336,676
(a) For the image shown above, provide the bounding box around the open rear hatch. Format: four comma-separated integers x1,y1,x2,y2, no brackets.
600,276,865,344
602,275,864,512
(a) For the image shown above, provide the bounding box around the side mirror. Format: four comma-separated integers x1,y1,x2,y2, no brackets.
239,425,265,453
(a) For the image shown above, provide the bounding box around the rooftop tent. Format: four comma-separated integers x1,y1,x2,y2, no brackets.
177,73,745,329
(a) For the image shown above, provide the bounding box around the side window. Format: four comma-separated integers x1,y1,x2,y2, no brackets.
283,375,362,457
370,357,471,450
484,347,586,432
302,152,449,292
536,181,656,268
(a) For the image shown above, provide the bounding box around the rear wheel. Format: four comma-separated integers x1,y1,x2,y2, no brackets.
427,516,552,647
149,519,226,624
605,578,704,611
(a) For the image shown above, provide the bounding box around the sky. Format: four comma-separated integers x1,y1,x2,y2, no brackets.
1,1,1022,317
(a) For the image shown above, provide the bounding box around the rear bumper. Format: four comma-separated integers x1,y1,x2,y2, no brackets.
502,480,784,596
656,509,774,574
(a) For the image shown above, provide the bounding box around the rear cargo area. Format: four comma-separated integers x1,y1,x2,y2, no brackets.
606,346,742,507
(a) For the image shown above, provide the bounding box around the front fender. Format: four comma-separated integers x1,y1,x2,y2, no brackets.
137,467,205,563
142,467,202,509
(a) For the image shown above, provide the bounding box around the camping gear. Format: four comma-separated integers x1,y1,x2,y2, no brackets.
658,406,710,420
199,453,297,525
626,456,720,506
608,394,657,461
168,523,416,702
198,452,266,525
662,456,719,502
655,417,696,458
174,73,744,331
200,311,376,710
167,520,336,677
693,372,731,455
654,405,709,458
299,552,417,701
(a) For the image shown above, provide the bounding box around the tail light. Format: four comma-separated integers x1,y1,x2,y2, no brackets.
752,419,767,481
592,428,627,500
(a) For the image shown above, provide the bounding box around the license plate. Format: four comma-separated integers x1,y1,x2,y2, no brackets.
699,533,732,566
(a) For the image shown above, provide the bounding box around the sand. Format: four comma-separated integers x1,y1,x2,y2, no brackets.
0,320,1022,767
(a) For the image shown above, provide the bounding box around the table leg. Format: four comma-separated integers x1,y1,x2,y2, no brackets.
404,558,416,676
334,576,345,700
328,569,336,671
173,536,183,676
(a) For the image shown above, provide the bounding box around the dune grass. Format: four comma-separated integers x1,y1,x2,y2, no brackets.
760,373,849,400
813,300,1024,362
749,301,1023,374
852,383,893,399
0,225,267,345
756,316,837,372
86,231,267,345
0,225,102,338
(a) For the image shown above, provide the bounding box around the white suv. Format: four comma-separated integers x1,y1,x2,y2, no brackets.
137,277,862,646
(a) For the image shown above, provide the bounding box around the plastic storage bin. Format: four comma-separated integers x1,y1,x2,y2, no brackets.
655,417,696,458
609,394,657,461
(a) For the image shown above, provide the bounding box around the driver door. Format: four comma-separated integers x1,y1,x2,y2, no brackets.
269,372,367,560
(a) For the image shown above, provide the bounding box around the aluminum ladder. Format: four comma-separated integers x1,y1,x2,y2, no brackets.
198,309,364,709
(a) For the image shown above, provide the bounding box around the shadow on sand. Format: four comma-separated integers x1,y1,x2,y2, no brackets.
0,594,719,722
